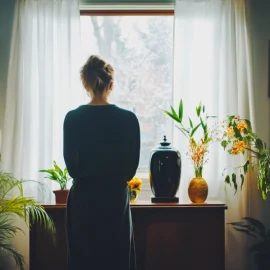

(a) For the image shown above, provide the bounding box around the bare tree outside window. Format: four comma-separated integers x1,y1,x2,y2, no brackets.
80,15,174,169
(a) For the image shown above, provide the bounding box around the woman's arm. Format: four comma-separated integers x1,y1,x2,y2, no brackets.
63,111,78,179
123,113,141,181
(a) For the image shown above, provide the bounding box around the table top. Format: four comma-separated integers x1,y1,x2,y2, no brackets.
42,200,227,209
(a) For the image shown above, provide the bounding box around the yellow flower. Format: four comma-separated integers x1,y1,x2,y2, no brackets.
229,140,246,155
237,121,248,133
128,177,142,191
226,126,235,137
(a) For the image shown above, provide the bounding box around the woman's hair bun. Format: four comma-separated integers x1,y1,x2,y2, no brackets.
88,55,106,70
80,55,114,95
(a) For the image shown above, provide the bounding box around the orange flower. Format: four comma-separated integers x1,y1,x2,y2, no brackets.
189,140,208,167
237,121,248,133
229,140,246,155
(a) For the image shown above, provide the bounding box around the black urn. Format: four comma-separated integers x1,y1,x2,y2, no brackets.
149,136,181,203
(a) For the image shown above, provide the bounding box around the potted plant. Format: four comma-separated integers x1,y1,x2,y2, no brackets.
0,156,55,270
221,115,270,200
164,99,220,203
229,217,270,270
39,161,71,204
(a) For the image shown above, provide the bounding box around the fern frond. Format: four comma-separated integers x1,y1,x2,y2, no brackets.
0,243,25,270
0,216,23,242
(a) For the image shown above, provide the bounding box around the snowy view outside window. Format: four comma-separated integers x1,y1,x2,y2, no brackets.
80,15,174,169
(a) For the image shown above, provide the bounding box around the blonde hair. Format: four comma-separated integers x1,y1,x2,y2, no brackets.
80,55,114,95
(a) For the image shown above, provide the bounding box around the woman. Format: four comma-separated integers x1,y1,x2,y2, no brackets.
63,55,140,270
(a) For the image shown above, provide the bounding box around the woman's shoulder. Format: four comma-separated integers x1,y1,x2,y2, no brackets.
64,107,82,124
114,106,138,120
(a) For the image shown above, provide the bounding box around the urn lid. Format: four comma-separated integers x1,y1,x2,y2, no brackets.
158,136,171,149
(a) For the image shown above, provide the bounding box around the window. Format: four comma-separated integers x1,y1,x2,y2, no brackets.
80,12,174,170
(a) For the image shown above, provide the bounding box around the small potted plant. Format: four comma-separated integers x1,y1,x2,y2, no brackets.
229,217,270,270
127,177,142,203
39,161,72,204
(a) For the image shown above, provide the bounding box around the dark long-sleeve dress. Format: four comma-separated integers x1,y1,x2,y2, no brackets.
63,104,140,270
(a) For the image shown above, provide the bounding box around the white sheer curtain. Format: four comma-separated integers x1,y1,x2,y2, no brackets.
1,0,83,203
173,0,255,269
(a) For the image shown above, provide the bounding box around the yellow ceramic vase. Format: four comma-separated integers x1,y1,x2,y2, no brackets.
188,177,208,203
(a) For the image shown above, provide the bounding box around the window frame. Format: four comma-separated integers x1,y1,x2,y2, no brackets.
80,10,174,16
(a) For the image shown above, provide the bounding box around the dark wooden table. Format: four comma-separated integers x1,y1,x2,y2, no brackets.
30,201,227,270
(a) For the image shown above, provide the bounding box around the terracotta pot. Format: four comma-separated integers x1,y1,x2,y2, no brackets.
188,177,208,203
53,189,69,204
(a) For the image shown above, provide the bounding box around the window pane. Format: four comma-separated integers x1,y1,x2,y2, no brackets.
80,15,174,168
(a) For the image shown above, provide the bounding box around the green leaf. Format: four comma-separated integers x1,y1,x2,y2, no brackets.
164,110,180,123
190,137,197,146
229,221,248,227
228,115,235,125
204,137,212,144
221,140,228,150
232,173,237,194
233,124,243,139
229,222,257,232
255,138,264,151
196,102,202,117
240,174,245,190
190,123,201,137
244,119,252,132
244,160,250,174
48,171,59,181
225,175,230,185
0,242,25,270
53,161,64,176
242,217,266,236
39,169,52,174
232,227,257,238
63,168,69,178
189,118,193,128
200,117,205,130
204,131,208,142
170,106,178,117
178,99,183,123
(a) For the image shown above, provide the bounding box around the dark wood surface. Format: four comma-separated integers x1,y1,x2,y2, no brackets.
30,201,227,270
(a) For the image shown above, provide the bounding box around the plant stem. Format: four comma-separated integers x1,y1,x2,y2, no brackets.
195,166,203,178
245,147,260,156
